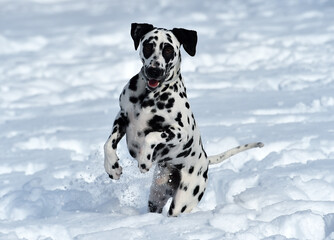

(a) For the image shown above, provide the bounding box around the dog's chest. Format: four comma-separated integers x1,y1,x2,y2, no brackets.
121,79,196,153
124,86,188,130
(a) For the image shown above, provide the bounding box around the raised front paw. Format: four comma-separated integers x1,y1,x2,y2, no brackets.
104,157,123,180
108,162,123,180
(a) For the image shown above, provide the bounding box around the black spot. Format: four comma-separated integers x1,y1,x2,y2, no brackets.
169,199,175,215
141,99,154,108
147,154,151,160
188,166,194,174
112,126,118,134
203,168,208,180
193,185,200,196
140,164,146,170
173,84,178,92
185,102,190,109
155,143,166,151
129,74,139,91
168,208,173,216
158,157,172,162
129,96,138,103
170,200,175,209
160,92,170,101
157,102,165,109
161,84,169,92
112,139,117,149
113,113,129,134
176,148,191,158
183,137,193,150
167,73,174,81
129,149,136,158
175,112,183,127
165,129,176,141
147,115,165,132
165,98,175,108
166,33,172,43
198,192,204,202
152,143,166,159
161,147,169,156
112,162,119,169
181,205,187,213
174,164,184,170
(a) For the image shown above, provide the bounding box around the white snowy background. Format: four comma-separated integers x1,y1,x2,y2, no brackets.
1,0,334,239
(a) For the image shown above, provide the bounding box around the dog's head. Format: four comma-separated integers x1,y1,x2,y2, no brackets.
131,23,197,90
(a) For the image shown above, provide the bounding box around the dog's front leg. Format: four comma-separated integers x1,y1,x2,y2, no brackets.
104,111,128,180
137,127,185,173
137,131,162,173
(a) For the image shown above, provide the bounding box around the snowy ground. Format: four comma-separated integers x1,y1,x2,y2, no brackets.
1,0,334,239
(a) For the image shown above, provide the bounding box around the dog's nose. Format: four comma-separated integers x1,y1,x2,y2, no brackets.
146,67,163,79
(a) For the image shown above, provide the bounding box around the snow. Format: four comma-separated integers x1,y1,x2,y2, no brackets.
1,0,334,239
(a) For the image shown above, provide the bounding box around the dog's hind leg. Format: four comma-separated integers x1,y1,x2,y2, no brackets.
148,164,181,214
168,163,208,217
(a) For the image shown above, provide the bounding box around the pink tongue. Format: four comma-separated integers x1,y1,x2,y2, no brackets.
148,79,159,88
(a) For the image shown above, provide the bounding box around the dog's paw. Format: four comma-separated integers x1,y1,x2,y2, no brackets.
138,161,152,173
137,149,153,173
107,163,123,180
104,155,122,180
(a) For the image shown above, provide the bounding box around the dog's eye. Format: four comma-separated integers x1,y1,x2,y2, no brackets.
163,46,174,56
143,44,154,58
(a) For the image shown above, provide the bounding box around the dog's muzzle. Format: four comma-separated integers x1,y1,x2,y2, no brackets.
144,67,165,89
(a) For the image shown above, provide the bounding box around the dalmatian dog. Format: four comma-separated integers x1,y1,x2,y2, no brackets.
104,23,263,216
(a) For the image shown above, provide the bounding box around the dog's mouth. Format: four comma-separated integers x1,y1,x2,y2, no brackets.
147,79,160,89
143,67,165,90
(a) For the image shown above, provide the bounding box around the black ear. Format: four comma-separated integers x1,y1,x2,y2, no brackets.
172,28,197,56
131,23,154,50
